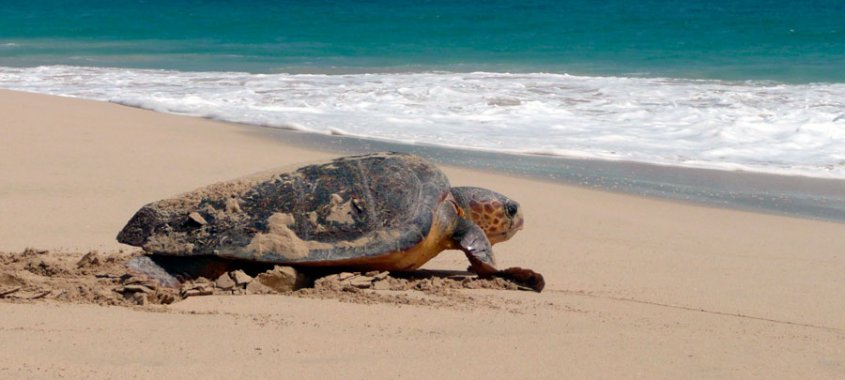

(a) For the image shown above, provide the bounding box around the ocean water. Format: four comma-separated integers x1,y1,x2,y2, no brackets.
2,0,844,178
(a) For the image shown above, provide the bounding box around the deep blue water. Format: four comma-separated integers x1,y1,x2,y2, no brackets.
2,0,844,82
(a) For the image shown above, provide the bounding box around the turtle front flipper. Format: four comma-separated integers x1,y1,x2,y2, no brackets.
453,218,497,274
453,219,545,292
494,267,545,292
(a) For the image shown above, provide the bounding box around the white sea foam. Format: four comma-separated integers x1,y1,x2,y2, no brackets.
2,65,844,178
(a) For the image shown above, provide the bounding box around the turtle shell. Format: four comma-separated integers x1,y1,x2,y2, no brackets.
117,152,451,264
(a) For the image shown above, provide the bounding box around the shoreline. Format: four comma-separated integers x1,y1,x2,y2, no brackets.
3,65,844,181
5,87,845,224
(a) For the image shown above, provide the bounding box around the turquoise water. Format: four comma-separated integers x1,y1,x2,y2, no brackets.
2,0,844,82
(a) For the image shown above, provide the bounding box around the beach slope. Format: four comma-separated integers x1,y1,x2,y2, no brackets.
1,90,844,379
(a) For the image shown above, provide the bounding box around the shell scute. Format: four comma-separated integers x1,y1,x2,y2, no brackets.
117,153,452,264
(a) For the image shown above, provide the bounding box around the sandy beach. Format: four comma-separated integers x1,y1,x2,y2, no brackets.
2,89,845,379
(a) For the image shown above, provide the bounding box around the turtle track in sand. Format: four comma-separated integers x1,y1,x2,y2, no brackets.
0,250,533,311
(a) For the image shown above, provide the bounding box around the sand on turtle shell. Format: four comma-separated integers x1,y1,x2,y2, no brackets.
245,213,314,259
0,250,531,310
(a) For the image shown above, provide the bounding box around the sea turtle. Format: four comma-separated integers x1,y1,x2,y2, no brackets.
117,152,544,291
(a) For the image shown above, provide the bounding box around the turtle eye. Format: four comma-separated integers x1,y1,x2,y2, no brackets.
505,201,518,218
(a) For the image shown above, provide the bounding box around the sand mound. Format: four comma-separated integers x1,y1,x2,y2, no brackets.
0,250,529,309
0,249,141,306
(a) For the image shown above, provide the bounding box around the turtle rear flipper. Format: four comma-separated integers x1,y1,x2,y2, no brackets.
126,256,181,288
127,255,274,287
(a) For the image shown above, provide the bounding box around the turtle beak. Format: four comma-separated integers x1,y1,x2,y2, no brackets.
506,211,524,239
513,217,524,231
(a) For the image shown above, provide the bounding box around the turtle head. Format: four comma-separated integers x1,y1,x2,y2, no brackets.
450,187,524,244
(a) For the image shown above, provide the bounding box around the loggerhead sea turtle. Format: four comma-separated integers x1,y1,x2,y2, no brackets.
117,152,544,291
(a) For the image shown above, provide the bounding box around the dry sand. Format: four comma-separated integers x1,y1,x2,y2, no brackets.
1,89,844,379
